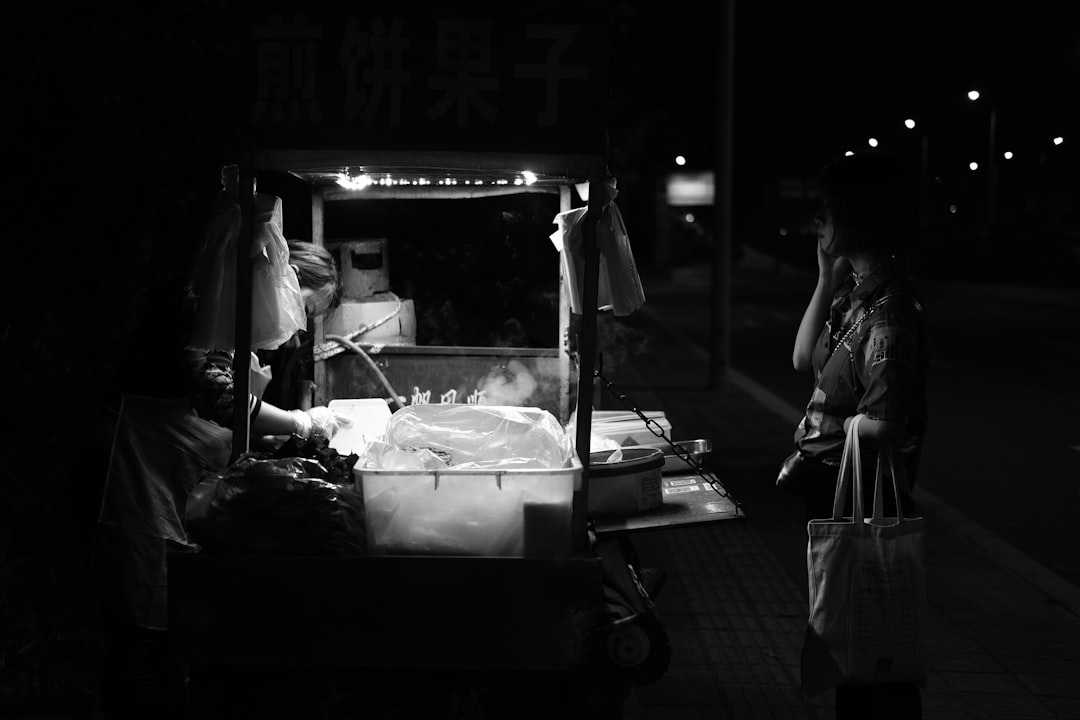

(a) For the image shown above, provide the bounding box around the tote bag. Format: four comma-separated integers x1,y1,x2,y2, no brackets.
800,415,929,696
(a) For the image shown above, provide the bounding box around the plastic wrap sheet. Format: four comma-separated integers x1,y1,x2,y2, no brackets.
372,403,575,470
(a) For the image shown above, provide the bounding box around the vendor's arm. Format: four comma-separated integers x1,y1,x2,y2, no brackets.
249,401,303,436
187,349,348,439
793,245,850,372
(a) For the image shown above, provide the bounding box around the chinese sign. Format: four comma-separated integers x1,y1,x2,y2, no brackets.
233,2,612,156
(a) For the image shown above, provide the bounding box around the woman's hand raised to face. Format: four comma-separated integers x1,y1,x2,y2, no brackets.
817,239,851,292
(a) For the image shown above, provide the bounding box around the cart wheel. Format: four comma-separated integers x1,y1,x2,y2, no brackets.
601,612,672,687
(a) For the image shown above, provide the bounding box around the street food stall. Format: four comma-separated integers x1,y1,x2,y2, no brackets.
168,3,743,718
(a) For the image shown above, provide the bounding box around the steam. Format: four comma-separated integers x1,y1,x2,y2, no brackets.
478,359,538,406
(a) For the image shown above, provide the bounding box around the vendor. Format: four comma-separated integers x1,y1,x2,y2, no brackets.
91,177,348,719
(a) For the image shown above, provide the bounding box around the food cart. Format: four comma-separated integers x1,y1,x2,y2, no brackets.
168,3,743,718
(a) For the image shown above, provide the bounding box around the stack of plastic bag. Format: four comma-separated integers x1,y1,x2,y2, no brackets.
185,166,240,352
186,165,307,352
550,175,646,317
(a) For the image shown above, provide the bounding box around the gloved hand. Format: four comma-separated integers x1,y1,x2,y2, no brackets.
289,407,353,440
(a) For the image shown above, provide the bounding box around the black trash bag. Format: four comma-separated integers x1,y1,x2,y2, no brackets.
186,451,367,555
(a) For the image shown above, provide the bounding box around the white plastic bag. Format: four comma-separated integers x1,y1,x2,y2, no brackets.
249,194,306,350
550,176,646,317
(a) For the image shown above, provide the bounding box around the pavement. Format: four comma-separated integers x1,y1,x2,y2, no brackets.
606,262,1080,720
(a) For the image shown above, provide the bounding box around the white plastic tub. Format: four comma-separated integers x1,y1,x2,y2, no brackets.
355,459,580,558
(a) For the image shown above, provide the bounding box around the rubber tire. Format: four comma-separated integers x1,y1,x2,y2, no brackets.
600,612,672,687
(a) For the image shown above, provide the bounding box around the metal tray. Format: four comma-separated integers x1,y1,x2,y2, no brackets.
638,439,712,474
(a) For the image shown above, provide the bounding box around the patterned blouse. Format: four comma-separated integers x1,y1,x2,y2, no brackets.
794,260,929,473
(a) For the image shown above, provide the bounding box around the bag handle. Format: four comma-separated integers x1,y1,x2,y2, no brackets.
831,414,864,520
871,444,912,525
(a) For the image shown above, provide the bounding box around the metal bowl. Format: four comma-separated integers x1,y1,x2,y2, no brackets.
638,439,713,474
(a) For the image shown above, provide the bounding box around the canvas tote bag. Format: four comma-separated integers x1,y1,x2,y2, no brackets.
800,414,929,696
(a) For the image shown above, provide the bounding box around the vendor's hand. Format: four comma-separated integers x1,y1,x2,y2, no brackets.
308,406,353,439
817,239,851,291
290,407,353,440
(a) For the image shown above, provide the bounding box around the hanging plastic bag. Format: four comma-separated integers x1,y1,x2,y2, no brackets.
249,194,306,350
550,176,646,317
186,165,240,352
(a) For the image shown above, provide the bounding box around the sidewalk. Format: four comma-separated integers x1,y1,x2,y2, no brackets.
605,266,1080,719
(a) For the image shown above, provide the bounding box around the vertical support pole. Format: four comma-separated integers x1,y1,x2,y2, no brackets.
654,173,671,278
571,173,604,553
919,133,930,247
709,0,734,390
987,105,997,235
558,184,573,426
311,186,327,409
230,167,256,462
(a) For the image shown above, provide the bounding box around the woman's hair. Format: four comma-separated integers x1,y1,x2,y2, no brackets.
287,241,343,313
820,152,914,257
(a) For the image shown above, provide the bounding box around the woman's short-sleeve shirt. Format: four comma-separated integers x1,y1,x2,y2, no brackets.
794,265,928,464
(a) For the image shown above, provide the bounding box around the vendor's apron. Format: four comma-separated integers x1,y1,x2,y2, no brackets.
93,394,232,630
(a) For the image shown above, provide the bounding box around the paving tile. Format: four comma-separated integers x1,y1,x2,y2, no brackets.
1043,696,1080,718
939,671,1033,694
998,656,1080,678
1042,639,1080,661
1017,673,1080,699
929,651,1006,673
921,682,971,714
955,689,1056,718
641,706,704,720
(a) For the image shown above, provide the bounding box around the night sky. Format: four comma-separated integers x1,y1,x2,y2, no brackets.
614,1,1079,176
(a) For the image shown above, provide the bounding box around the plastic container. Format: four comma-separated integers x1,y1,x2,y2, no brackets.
326,398,392,456
587,447,664,517
355,459,580,557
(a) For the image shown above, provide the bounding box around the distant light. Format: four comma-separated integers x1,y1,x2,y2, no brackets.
904,119,916,129
779,227,788,236
1003,151,1014,160
675,155,687,166
685,213,696,223
844,150,855,156
949,204,958,214
967,90,980,101
969,161,979,171
868,137,879,148
1053,136,1064,146
521,170,538,185
666,171,715,206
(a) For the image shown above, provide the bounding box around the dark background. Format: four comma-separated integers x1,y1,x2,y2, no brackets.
3,1,1078,713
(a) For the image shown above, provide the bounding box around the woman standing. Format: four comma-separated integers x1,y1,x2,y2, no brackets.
785,152,929,718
